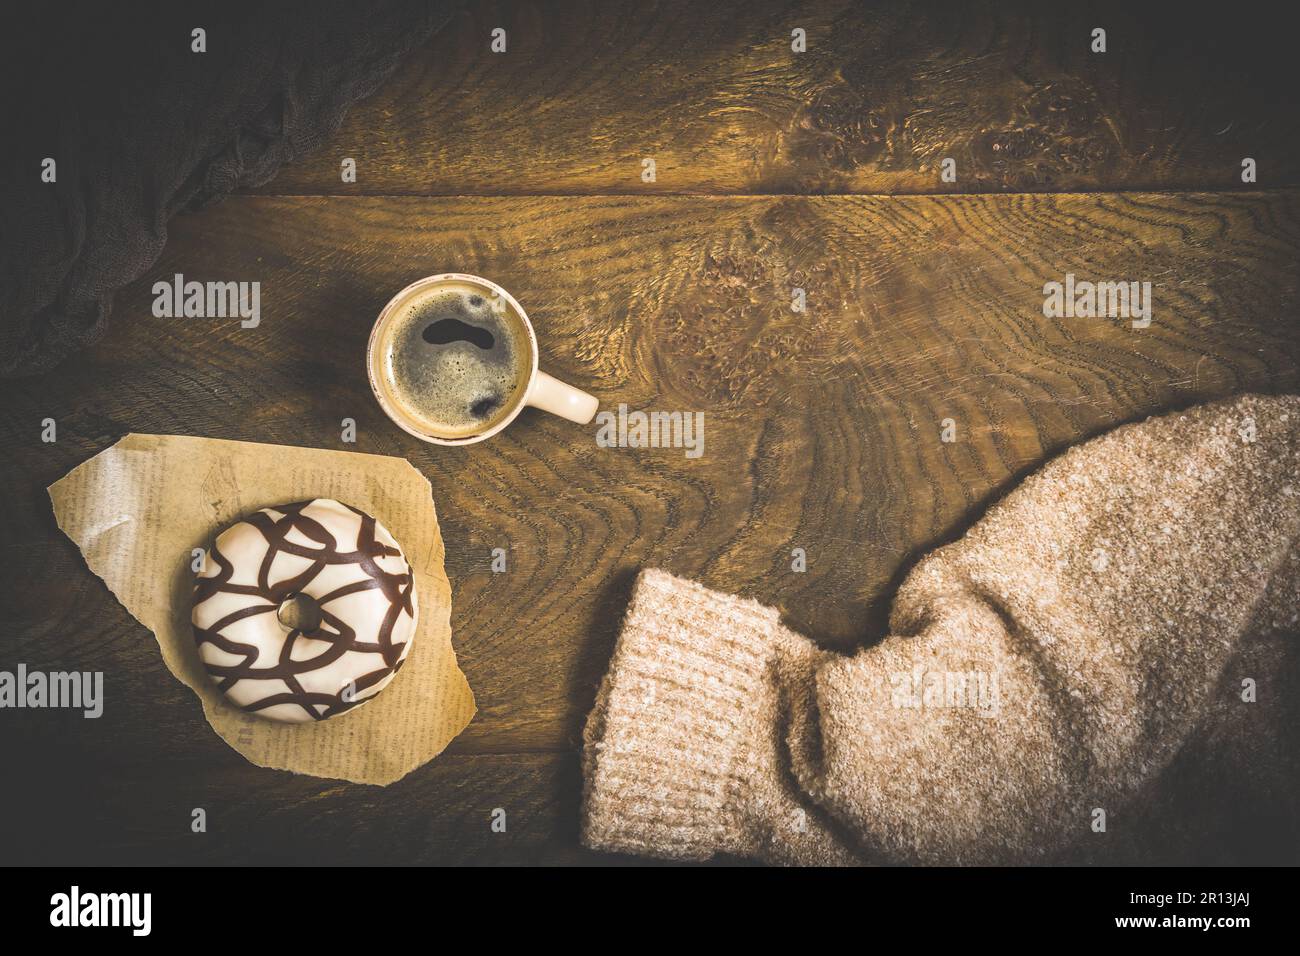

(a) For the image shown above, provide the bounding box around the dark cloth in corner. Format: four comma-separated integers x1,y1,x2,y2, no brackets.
0,0,460,377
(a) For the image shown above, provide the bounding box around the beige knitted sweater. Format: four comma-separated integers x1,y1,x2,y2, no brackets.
581,394,1300,865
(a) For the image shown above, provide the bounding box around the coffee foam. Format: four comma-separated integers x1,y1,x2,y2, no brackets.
380,282,532,439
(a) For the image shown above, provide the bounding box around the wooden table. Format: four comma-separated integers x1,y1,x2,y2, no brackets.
3,1,1298,865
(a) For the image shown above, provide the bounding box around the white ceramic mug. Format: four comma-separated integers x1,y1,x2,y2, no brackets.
367,273,598,445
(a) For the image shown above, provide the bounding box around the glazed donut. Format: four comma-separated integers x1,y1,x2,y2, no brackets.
191,498,417,722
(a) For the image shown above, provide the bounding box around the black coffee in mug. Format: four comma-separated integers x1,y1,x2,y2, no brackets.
376,279,533,440
368,273,599,444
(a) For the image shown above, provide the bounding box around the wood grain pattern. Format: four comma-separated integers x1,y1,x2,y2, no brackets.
256,0,1300,196
3,190,1297,798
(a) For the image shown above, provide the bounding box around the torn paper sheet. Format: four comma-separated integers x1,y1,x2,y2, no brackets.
48,434,476,785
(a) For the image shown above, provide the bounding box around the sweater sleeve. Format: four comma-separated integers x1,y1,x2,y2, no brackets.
581,394,1300,864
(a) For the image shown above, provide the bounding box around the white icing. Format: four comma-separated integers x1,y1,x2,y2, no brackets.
191,498,418,722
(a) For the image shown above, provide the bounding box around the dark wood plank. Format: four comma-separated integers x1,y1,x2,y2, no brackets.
254,0,1300,196
3,191,1298,784
0,747,629,866
0,743,1255,866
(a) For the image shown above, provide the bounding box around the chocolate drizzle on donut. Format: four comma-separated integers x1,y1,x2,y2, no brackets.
192,500,415,721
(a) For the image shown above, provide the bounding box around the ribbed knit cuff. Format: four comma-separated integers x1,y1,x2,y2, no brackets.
581,568,791,861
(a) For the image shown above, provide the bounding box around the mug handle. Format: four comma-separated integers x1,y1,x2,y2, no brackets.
526,370,599,424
